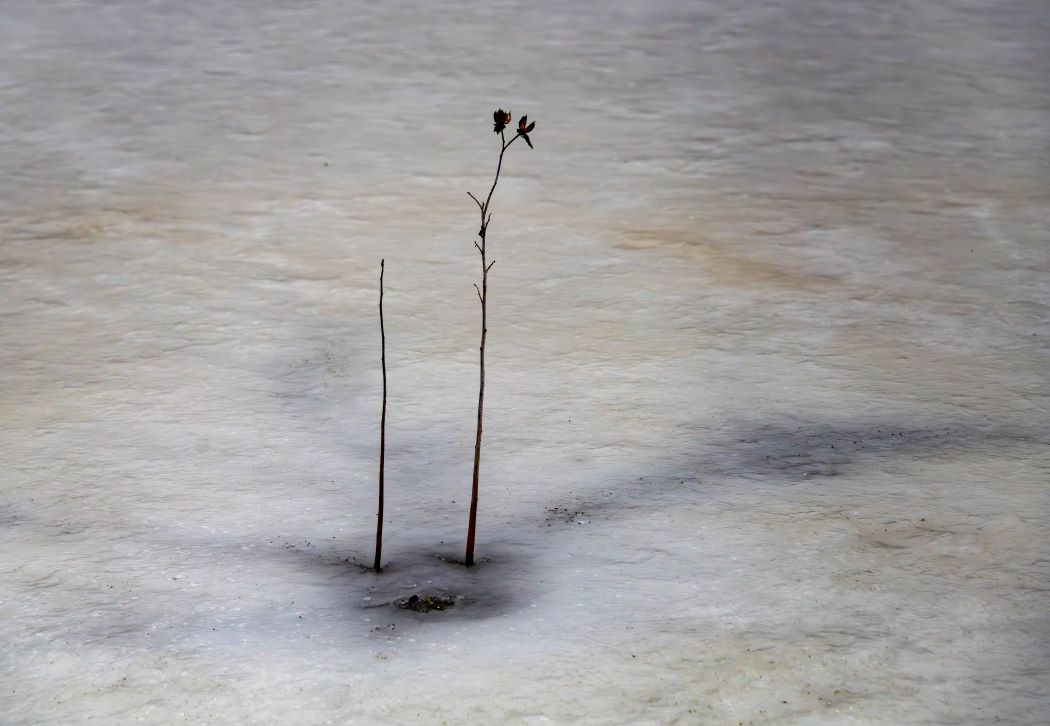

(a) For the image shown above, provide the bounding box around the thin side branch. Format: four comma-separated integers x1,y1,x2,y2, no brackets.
468,191,483,210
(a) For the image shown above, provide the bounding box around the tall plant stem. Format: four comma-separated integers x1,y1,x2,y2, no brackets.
465,131,518,567
374,259,387,573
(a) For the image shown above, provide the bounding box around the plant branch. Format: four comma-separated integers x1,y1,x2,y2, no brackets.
465,126,523,567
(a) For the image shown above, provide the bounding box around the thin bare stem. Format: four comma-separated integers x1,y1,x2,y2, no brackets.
374,259,387,573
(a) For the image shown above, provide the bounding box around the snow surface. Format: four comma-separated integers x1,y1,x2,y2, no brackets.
2,0,1048,723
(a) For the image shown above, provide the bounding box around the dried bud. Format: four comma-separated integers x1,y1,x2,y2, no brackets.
493,109,512,133
516,115,536,148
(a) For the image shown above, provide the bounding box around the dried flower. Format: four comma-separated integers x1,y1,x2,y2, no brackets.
493,109,512,134
516,115,535,148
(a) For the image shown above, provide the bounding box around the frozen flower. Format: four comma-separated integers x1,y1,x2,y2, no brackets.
516,115,535,148
493,109,512,134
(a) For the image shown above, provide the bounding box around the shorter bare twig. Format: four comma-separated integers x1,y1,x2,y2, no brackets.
374,259,387,573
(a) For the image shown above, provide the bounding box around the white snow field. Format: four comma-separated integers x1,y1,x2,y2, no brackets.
2,0,1048,723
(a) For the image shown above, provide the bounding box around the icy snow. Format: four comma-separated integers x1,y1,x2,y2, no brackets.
2,0,1048,723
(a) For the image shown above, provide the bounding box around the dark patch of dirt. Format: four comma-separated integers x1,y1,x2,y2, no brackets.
396,594,456,612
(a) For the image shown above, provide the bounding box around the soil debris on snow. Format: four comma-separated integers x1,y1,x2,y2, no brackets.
397,594,457,613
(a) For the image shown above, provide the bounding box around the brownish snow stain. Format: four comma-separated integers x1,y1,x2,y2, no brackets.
613,225,843,294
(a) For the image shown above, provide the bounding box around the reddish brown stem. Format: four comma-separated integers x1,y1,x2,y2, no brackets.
465,131,519,567
374,259,387,573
